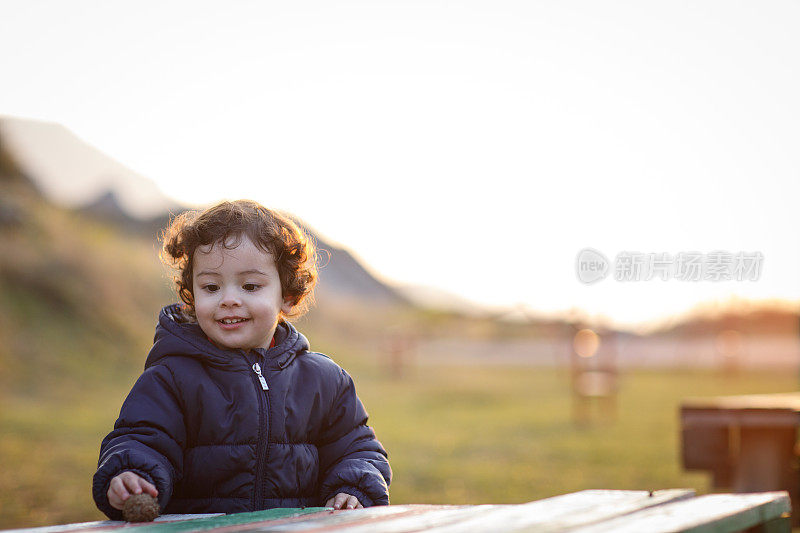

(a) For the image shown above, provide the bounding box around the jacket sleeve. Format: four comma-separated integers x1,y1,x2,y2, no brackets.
317,367,391,507
92,364,186,520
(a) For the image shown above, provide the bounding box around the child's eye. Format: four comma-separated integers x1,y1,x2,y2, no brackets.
243,283,261,292
203,284,220,292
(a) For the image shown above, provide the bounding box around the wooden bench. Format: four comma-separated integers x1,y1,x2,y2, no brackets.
4,489,790,532
681,392,800,524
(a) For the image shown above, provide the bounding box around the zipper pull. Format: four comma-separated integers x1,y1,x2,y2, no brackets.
252,363,269,390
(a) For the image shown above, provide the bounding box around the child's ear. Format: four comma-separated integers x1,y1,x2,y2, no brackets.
280,297,295,315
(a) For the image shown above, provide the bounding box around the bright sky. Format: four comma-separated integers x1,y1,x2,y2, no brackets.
1,1,799,326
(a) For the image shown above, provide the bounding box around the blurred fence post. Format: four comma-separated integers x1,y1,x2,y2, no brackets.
571,327,619,426
385,329,416,379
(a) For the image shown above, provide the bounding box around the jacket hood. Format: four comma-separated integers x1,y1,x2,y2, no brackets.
145,303,310,370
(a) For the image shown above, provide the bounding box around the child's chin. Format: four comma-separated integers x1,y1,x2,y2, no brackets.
208,337,246,351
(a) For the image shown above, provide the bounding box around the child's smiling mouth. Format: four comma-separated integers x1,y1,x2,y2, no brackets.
217,317,250,329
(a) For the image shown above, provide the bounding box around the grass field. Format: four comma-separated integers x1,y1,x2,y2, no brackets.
1,357,796,529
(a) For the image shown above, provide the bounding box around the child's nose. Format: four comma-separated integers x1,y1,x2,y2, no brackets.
220,288,241,307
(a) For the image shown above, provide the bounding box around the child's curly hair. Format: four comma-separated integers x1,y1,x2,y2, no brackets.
160,200,317,319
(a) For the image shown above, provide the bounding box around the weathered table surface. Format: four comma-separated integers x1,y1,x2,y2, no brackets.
4,489,791,533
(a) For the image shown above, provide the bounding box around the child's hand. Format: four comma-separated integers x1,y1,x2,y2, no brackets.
325,492,363,510
107,471,159,510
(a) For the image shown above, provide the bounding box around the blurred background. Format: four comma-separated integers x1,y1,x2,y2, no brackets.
1,0,799,527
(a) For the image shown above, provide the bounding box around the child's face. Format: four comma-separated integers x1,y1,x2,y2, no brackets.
192,235,293,352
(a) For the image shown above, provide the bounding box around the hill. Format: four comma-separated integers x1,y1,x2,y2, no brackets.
0,115,411,311
0,151,173,395
0,116,177,219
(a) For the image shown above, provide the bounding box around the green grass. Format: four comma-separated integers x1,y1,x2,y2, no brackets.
0,382,133,526
357,365,798,507
1,362,796,528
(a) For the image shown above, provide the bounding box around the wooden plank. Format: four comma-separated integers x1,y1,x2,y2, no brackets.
2,520,119,533
225,490,694,533
175,506,460,533
88,506,462,533
421,489,695,532
0,507,454,533
681,423,729,471
682,408,800,428
568,491,791,533
2,515,223,533
248,505,502,532
86,508,329,533
682,393,800,411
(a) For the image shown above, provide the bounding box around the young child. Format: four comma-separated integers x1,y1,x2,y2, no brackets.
92,200,391,519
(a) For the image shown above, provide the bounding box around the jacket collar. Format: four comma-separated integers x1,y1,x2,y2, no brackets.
145,303,310,371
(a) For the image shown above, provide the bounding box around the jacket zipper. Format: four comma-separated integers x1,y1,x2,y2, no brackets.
248,359,270,509
260,364,272,507
253,363,269,390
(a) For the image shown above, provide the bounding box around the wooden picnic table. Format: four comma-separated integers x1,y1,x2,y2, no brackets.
681,392,800,524
4,489,791,533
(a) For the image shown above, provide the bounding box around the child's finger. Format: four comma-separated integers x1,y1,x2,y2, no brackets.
109,477,129,508
107,487,119,509
121,472,144,494
356,502,364,509
345,495,359,509
108,493,124,510
325,497,335,508
111,476,130,499
333,493,349,509
140,478,159,498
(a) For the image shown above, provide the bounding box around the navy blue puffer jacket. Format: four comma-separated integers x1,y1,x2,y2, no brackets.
93,304,391,519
